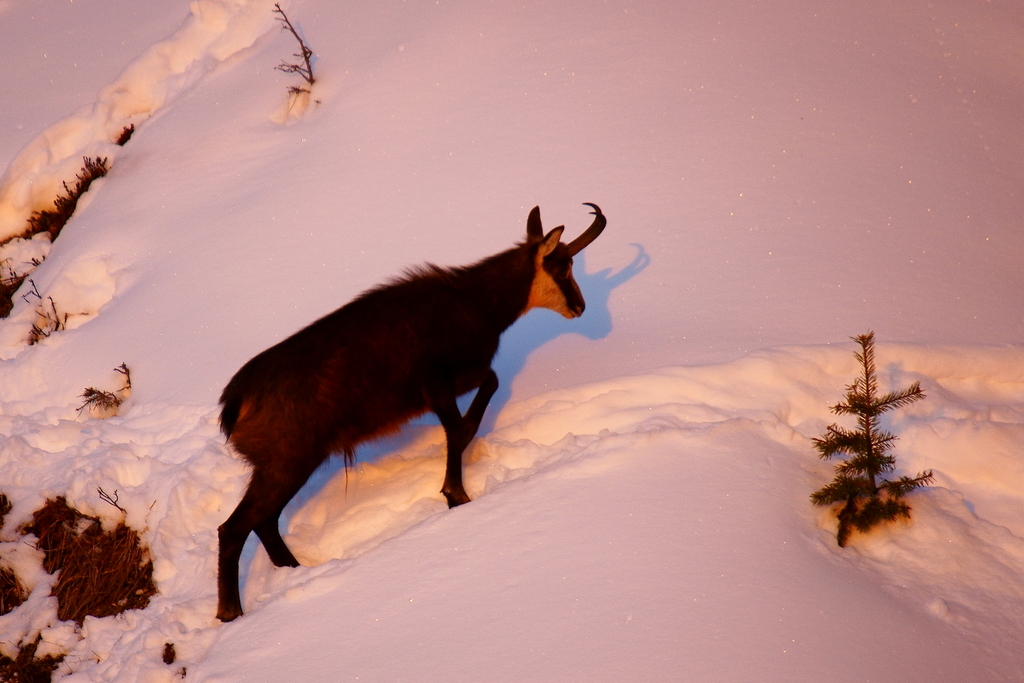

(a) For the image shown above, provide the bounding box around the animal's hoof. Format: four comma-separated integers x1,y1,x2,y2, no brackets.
443,489,471,508
217,605,243,623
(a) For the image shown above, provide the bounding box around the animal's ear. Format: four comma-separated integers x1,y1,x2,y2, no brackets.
526,206,543,241
538,226,565,257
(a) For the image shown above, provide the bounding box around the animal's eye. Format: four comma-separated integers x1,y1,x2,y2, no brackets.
546,256,571,279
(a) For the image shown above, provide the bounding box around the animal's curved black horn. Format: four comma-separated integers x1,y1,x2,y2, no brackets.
567,203,606,256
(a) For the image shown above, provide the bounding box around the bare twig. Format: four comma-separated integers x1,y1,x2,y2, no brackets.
20,278,41,304
114,362,132,390
97,487,127,514
273,4,315,92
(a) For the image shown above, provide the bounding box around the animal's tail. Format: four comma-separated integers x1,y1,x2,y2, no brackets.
218,381,244,439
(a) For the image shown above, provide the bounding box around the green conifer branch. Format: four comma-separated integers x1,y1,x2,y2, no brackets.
875,382,925,413
810,475,871,506
882,472,935,497
812,424,865,459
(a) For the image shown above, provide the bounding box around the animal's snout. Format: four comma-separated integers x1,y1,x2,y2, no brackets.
557,296,584,319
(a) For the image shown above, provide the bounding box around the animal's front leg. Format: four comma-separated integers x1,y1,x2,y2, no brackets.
462,369,499,442
428,370,499,508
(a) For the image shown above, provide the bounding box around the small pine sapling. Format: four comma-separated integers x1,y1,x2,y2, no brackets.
811,332,933,546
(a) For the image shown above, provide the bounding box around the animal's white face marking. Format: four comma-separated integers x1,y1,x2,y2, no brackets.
527,264,576,318
525,227,584,319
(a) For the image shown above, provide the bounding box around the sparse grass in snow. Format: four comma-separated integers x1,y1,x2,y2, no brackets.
23,496,157,625
0,493,25,618
24,286,68,345
22,157,108,244
0,157,109,322
0,495,155,682
0,636,65,683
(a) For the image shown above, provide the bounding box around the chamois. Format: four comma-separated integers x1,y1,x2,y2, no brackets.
216,203,606,622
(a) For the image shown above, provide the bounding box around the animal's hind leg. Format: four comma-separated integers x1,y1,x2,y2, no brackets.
217,490,261,622
217,463,313,621
254,507,300,568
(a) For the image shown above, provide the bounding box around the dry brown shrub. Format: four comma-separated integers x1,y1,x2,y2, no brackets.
114,125,135,146
0,493,24,617
0,564,24,618
0,263,28,319
23,497,156,624
0,636,65,683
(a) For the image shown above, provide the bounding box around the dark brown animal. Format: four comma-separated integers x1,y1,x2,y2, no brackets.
216,204,606,621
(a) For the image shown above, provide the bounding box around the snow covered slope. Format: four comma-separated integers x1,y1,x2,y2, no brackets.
0,0,1022,680
2,346,1024,681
